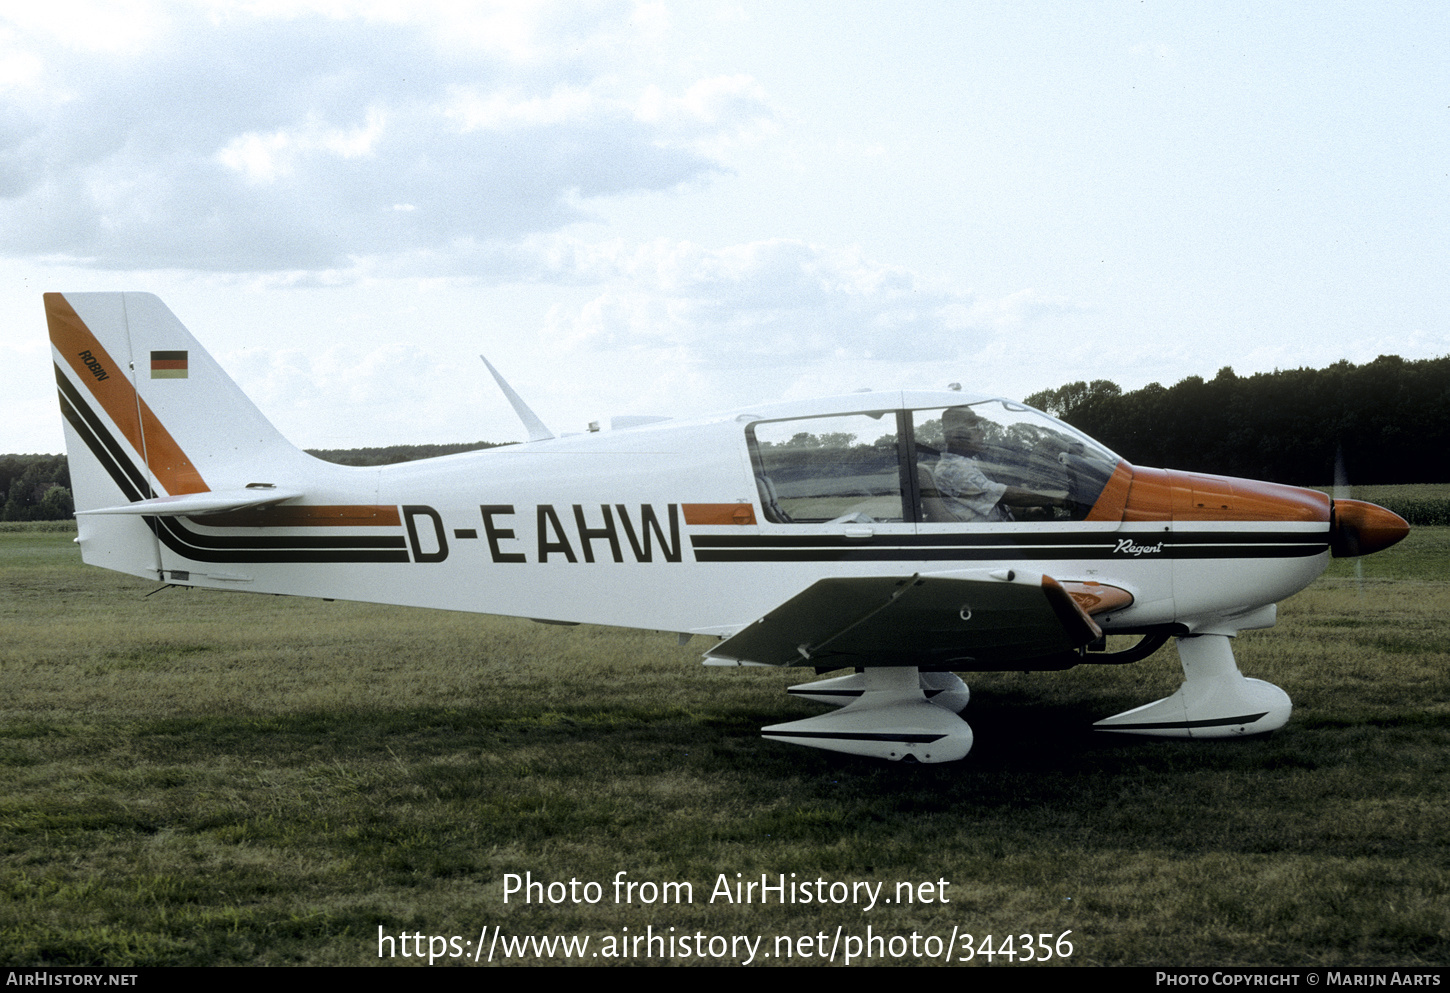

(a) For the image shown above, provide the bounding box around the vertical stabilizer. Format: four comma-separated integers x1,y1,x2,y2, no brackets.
46,292,329,579
48,293,317,492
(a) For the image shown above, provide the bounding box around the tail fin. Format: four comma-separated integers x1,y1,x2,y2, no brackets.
46,292,321,578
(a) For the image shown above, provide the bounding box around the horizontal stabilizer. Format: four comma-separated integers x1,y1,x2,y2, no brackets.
78,487,305,517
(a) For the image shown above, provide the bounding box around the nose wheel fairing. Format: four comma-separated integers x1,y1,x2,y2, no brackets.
1093,633,1291,739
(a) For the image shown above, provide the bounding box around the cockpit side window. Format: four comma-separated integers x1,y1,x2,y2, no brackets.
747,413,905,524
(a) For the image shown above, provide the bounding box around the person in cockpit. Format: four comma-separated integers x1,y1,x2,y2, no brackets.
932,406,1070,522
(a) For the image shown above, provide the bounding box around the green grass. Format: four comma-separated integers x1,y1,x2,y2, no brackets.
1,529,1447,966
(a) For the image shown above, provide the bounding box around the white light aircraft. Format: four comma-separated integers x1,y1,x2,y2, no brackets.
46,293,1410,763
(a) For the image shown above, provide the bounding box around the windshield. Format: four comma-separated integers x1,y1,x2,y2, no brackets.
913,400,1120,522
746,400,1120,525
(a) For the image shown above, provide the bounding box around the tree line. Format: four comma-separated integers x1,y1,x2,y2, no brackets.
1023,355,1450,485
6,352,1448,521
0,455,73,521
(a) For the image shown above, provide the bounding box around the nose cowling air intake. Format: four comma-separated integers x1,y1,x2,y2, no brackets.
1330,499,1410,558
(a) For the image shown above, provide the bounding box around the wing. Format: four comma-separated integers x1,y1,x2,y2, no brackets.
705,569,1103,671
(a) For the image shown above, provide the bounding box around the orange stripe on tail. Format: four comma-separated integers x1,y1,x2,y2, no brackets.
46,293,208,496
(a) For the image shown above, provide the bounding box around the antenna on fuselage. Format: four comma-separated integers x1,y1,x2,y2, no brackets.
480,355,555,442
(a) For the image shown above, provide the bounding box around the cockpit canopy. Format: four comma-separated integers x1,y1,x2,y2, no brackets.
748,399,1120,524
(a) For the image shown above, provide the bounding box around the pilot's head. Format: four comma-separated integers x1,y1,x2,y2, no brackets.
942,406,986,454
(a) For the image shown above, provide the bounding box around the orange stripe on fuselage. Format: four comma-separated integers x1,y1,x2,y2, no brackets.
46,293,208,496
684,503,757,526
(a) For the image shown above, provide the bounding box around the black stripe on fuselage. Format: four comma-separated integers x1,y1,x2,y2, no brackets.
150,518,410,563
689,530,1328,562
56,364,410,565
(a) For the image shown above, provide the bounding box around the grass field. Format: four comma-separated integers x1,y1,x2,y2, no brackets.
1,525,1447,967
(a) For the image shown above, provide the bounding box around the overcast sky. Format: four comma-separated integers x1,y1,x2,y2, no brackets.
4,1,1447,453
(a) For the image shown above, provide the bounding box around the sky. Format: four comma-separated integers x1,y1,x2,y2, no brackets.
3,1,1447,453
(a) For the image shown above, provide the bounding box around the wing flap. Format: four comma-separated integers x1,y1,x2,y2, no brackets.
707,570,1102,670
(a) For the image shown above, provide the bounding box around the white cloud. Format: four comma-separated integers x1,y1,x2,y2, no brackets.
215,107,387,183
0,2,773,273
215,130,293,184
444,84,601,130
198,231,1083,447
224,339,488,446
518,236,1015,370
0,1,164,54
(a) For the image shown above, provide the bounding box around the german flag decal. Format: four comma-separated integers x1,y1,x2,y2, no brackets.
151,350,188,379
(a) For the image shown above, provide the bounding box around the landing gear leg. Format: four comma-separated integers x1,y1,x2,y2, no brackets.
1093,633,1291,739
